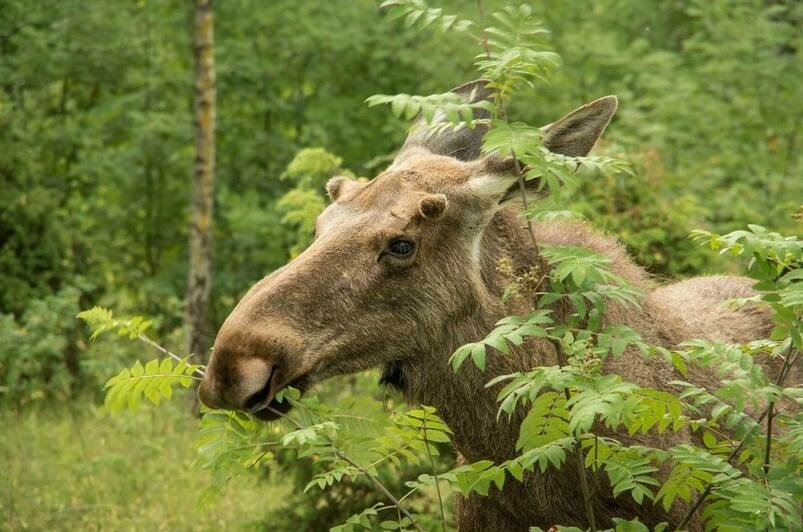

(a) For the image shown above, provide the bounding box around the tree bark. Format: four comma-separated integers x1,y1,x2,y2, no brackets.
186,0,216,366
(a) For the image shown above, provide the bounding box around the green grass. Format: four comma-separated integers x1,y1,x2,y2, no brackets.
0,396,287,531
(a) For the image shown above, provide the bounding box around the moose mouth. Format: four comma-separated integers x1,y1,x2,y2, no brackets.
247,372,311,422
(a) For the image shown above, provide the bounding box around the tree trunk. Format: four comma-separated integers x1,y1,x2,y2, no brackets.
186,0,216,367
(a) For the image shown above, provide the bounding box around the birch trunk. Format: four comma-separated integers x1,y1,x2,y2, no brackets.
186,0,215,364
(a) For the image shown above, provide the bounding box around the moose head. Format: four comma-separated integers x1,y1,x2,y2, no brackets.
198,81,617,421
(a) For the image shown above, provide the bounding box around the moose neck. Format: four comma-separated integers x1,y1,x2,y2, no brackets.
395,207,556,463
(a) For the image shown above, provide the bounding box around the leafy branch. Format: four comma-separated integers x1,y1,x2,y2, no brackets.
77,307,205,412
264,399,426,532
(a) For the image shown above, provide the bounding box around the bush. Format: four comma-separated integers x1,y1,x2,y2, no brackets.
0,287,81,406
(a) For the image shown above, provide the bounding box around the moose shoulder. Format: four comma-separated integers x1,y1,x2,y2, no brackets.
199,81,773,530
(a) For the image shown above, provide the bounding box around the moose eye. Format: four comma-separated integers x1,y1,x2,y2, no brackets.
387,239,415,257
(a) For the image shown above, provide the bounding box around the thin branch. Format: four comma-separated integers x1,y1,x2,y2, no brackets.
365,443,414,470
137,333,206,377
511,114,599,531
478,7,596,525
333,449,424,532
475,0,492,60
763,401,774,476
246,445,277,469
513,153,538,248
266,406,423,532
422,422,447,532
591,418,600,497
573,419,598,531
676,348,798,530
398,486,419,504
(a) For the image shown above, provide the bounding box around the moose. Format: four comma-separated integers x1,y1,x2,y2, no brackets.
199,81,774,530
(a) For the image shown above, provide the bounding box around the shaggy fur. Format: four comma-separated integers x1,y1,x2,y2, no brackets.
200,86,776,530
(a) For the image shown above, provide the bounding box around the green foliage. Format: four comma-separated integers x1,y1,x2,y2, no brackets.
196,408,279,503
276,147,360,257
692,226,803,350
277,188,327,257
3,0,797,399
415,10,802,524
329,503,387,532
515,391,569,450
76,306,153,341
458,220,802,529
366,92,492,128
0,287,82,406
77,307,202,413
451,243,645,375
533,0,802,276
655,445,741,512
381,0,474,34
691,225,803,278
474,3,559,96
282,147,348,191
103,357,201,413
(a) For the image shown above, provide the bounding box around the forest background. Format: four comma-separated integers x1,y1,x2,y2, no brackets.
0,0,800,529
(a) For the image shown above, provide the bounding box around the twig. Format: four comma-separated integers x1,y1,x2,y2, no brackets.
137,333,206,377
246,447,274,469
591,418,600,496
573,432,597,531
507,94,598,531
267,405,304,429
423,421,448,532
763,402,774,476
548,341,597,529
335,449,424,532
675,348,798,530
513,134,599,532
365,443,414,470
478,7,596,525
475,0,492,60
266,406,424,532
512,152,538,249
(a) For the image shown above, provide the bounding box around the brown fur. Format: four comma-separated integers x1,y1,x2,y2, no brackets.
199,88,776,530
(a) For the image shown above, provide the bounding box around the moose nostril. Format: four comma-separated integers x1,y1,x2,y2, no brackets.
242,365,275,411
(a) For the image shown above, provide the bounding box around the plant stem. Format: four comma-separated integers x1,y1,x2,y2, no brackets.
479,7,595,526
548,336,597,530
334,449,424,532
513,154,538,249
763,401,774,476
365,443,413,470
423,422,448,532
475,0,492,59
266,406,424,532
574,439,597,531
675,348,798,530
137,333,206,377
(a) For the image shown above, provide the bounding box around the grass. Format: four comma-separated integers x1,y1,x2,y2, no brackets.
0,396,287,531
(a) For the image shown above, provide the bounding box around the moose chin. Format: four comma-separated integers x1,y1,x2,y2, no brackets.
198,80,774,531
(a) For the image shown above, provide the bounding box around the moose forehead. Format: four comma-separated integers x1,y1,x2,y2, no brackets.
318,151,478,230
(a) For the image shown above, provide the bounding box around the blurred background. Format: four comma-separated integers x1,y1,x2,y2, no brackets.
0,0,800,529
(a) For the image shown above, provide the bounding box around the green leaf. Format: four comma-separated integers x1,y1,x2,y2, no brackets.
103,357,199,413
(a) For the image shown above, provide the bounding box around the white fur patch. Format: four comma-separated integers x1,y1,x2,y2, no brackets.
470,233,484,266
466,172,516,200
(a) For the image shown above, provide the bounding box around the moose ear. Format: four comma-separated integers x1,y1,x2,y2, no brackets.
466,154,559,205
394,79,494,164
540,95,618,157
464,155,522,205
460,95,619,206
